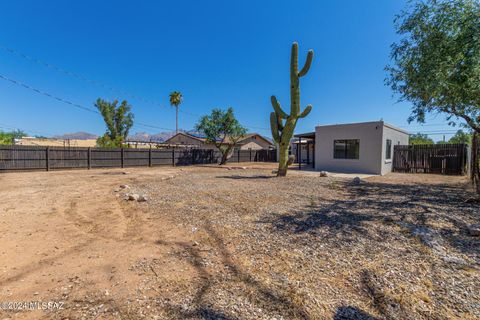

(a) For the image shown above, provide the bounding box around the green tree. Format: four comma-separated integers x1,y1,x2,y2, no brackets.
386,0,480,134
195,107,247,165
409,133,434,145
449,129,472,144
169,91,183,134
0,131,14,145
95,98,134,148
0,129,27,145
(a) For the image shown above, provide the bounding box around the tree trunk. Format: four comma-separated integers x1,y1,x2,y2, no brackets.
176,106,179,134
277,143,289,176
472,132,480,193
219,146,233,165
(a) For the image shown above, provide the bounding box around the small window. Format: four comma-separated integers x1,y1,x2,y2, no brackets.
386,139,392,160
333,139,359,159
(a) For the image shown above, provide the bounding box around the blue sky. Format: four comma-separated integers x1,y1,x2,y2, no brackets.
0,0,459,141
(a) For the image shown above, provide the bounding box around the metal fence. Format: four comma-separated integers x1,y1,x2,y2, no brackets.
393,144,468,175
0,145,277,172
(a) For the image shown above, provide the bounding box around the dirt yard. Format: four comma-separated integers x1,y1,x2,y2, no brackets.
0,165,479,319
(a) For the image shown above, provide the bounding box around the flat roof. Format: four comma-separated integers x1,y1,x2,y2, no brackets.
294,132,315,139
314,120,410,135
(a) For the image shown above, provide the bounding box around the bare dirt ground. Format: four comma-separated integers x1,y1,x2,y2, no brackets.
0,164,478,319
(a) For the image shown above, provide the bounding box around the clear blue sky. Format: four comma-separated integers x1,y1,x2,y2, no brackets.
0,0,459,141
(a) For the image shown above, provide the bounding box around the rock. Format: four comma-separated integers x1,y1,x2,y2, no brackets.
120,185,129,189
128,194,140,201
352,177,361,185
241,166,248,170
467,224,480,236
192,241,199,246
319,171,329,177
137,195,148,202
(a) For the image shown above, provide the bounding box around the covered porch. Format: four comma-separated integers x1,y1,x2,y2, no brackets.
292,132,316,170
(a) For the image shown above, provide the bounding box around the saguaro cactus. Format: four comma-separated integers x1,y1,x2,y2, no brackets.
270,42,313,176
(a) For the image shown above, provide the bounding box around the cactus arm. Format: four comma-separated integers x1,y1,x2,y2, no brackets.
270,112,281,143
299,104,312,118
271,96,288,119
276,113,284,131
298,50,314,77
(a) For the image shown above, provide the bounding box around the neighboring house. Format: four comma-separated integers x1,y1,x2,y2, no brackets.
294,121,409,175
15,137,98,147
164,132,273,150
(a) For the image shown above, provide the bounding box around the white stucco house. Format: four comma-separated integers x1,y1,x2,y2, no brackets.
294,121,409,175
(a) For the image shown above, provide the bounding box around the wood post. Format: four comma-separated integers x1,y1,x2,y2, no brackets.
249,148,252,162
87,147,91,169
46,147,50,171
121,148,125,168
238,148,240,163
298,137,302,170
172,149,175,166
148,147,152,167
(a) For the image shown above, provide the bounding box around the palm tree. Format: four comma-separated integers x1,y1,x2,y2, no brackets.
169,91,183,134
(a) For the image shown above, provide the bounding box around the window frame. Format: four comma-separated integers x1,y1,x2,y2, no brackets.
333,139,360,160
385,139,392,160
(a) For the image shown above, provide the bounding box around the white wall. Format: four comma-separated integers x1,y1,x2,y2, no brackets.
380,124,410,175
315,121,384,174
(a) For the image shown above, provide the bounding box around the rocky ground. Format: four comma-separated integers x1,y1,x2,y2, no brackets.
0,165,478,319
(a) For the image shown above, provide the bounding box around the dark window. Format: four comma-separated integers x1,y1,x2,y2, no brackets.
386,139,392,160
333,139,359,159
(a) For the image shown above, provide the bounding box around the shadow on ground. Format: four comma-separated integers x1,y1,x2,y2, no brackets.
215,175,276,180
262,180,480,257
160,222,311,319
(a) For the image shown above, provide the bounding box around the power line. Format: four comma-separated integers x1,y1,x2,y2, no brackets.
0,45,271,132
0,45,173,110
0,73,176,132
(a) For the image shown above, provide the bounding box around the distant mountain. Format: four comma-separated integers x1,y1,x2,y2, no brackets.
53,132,98,140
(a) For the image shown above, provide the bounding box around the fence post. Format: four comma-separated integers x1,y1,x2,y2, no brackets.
172,149,175,166
249,148,252,162
238,148,240,163
148,147,152,167
46,147,50,171
88,147,91,169
121,148,125,168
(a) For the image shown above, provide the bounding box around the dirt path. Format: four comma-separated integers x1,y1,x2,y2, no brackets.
0,167,195,319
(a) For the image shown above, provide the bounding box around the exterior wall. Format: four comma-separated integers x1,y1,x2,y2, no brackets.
314,121,384,174
240,141,265,150
165,134,217,150
238,135,272,150
380,124,409,175
16,138,97,147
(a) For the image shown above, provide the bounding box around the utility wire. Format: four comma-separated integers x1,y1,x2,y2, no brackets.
0,45,171,110
0,45,270,132
0,73,176,132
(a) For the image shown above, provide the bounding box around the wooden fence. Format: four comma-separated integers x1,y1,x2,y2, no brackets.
392,144,468,175
0,145,277,172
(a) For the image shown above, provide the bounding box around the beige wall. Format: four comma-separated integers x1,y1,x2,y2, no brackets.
166,134,219,150
380,124,410,175
238,135,272,150
16,138,97,147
